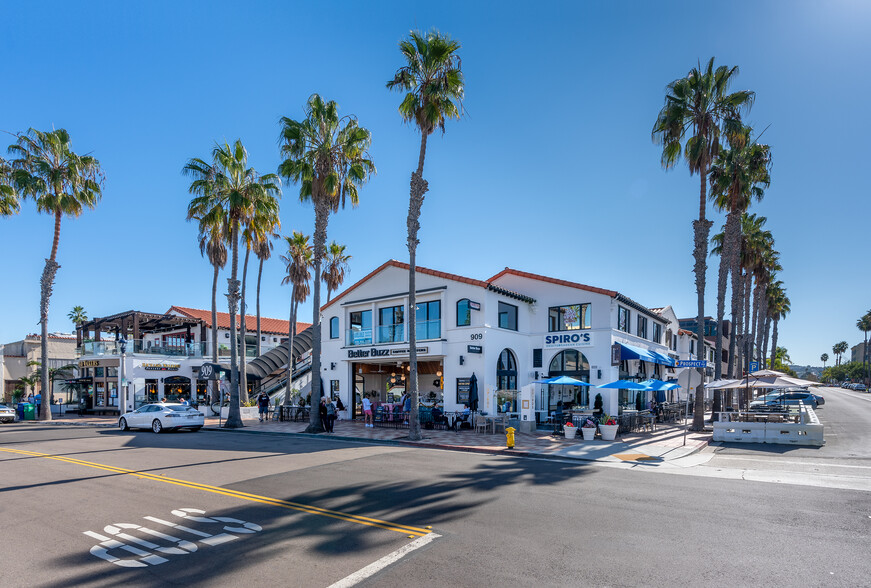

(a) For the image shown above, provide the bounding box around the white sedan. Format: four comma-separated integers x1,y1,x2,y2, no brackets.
119,403,204,433
0,403,16,423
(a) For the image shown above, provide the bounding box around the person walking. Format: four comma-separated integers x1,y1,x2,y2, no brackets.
257,390,270,422
362,394,373,427
318,397,329,432
34,392,42,420
325,397,337,433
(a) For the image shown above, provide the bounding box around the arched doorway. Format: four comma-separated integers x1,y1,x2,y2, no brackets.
496,349,518,413
548,349,591,409
163,376,191,402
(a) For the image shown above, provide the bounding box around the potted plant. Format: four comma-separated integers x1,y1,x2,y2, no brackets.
581,417,597,440
598,413,619,441
563,420,578,439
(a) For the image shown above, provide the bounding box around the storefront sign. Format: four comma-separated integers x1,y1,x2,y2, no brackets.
456,377,471,404
467,345,483,354
611,343,621,366
468,301,481,311
347,347,428,359
80,360,100,367
544,332,593,349
197,363,222,380
142,362,180,371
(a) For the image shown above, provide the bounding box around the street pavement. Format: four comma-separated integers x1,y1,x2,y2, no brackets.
2,387,870,588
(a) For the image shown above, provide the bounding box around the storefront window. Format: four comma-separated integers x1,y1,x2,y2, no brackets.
415,300,441,340
108,382,118,407
95,367,105,378
498,302,518,331
457,299,471,326
378,305,404,343
496,348,517,391
107,366,118,377
348,310,372,345
618,306,630,332
548,304,591,331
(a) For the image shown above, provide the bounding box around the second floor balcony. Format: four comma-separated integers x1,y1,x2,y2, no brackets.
346,320,441,346
79,339,278,359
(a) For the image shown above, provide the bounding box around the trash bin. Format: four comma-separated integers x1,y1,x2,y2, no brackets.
23,403,36,421
16,403,26,421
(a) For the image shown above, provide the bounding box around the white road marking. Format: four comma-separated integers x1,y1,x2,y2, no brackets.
327,533,442,588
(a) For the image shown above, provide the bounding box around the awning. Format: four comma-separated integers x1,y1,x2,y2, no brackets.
617,343,676,367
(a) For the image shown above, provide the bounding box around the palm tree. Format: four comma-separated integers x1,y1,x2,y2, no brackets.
767,282,790,369
708,124,771,380
239,196,281,403
322,241,351,303
184,140,281,428
753,248,780,366
280,231,312,405
820,353,828,370
254,236,276,357
8,128,103,421
858,312,871,387
387,30,464,441
652,58,754,430
67,306,88,326
0,155,20,216
196,215,228,403
833,341,848,367
279,95,375,433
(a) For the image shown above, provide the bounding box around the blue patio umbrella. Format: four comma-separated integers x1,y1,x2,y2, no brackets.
533,376,591,386
597,379,649,389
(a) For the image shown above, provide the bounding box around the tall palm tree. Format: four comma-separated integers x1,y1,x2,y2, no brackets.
833,341,848,367
322,241,351,303
255,236,277,357
820,354,828,370
0,155,20,216
184,140,281,428
67,306,88,326
387,30,464,440
767,282,789,368
760,276,782,367
279,95,375,433
858,312,871,387
753,247,780,364
239,197,281,403
8,128,104,421
653,58,754,431
708,124,771,380
280,231,312,405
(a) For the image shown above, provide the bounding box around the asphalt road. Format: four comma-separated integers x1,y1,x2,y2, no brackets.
2,411,870,588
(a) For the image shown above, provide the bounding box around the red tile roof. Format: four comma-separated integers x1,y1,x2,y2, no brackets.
321,260,489,311
487,268,618,297
168,306,310,336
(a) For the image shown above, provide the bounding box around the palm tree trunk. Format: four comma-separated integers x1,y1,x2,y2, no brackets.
240,248,250,404
38,208,64,421
306,198,328,434
225,221,243,428
407,133,430,441
256,257,263,357
762,314,771,368
770,319,779,369
210,262,220,404
284,295,296,406
754,283,766,366
691,167,712,431
727,260,742,378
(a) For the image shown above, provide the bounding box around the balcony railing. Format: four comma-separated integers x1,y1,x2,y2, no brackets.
369,321,440,345
377,325,405,344
79,340,279,359
346,328,373,347
416,319,441,341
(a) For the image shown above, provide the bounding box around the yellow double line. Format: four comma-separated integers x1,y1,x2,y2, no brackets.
0,447,430,537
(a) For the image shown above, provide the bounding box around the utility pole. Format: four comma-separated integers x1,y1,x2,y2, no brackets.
119,338,127,415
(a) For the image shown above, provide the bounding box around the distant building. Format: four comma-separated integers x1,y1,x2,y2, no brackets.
851,342,868,365
1,333,78,404
678,316,731,376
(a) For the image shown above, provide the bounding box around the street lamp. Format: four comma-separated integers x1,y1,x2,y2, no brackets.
119,338,128,416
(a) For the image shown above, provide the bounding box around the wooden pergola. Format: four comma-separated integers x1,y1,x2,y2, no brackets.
76,310,206,348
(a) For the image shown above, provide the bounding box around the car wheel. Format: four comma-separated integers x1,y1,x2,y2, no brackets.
152,419,163,434
119,417,129,431
190,426,202,432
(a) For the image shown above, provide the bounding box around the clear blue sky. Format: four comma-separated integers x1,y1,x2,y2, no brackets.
2,0,869,367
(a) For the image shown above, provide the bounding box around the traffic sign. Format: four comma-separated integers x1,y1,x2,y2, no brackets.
677,369,702,389
749,361,759,373
676,360,708,368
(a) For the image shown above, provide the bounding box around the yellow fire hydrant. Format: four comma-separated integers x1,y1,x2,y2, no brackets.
505,426,516,449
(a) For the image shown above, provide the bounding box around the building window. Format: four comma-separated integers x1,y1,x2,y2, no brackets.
498,302,518,331
637,316,648,339
496,348,517,391
532,348,543,368
378,305,404,343
652,323,662,344
348,310,373,345
548,304,591,332
690,340,695,355
457,299,471,327
106,367,118,378
415,300,441,340
618,306,630,333
329,317,339,339
95,367,105,378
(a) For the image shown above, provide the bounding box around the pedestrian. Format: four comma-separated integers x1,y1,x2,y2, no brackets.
362,394,373,427
257,390,270,422
34,392,42,419
319,397,328,431
336,396,345,413
403,391,411,422
181,396,190,406
325,396,336,433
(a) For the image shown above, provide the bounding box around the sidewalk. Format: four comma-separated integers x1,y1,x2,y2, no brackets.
17,414,711,464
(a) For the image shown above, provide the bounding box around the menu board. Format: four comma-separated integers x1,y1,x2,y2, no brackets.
456,377,471,404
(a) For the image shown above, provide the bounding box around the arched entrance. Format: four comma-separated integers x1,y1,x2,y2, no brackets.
496,349,518,413
163,376,191,402
548,349,591,409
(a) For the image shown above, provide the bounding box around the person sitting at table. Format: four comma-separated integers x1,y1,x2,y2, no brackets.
431,407,449,428
454,404,472,430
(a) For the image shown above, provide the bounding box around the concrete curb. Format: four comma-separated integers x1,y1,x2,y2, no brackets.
16,420,115,428
202,425,711,464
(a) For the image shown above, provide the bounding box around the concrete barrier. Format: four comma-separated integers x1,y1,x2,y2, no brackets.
712,405,824,446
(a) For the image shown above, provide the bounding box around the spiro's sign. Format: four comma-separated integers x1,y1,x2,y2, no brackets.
544,332,593,349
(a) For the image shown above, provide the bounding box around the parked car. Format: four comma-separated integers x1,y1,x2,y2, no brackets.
750,390,818,409
119,403,204,433
0,403,16,423
850,383,867,392
812,394,825,406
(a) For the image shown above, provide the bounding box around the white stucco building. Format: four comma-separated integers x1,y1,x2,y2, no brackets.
320,261,678,423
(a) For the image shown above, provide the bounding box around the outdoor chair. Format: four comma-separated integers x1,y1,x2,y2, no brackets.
474,414,490,434
493,414,508,434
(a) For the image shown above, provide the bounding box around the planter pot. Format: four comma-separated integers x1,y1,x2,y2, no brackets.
581,426,597,441
599,424,618,441
221,406,259,420
563,425,578,439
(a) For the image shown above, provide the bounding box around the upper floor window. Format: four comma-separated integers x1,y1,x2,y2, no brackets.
415,300,441,340
637,316,648,339
548,304,591,332
457,299,471,327
652,323,662,344
378,305,404,343
618,306,630,333
329,317,339,339
498,302,518,331
348,310,372,345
